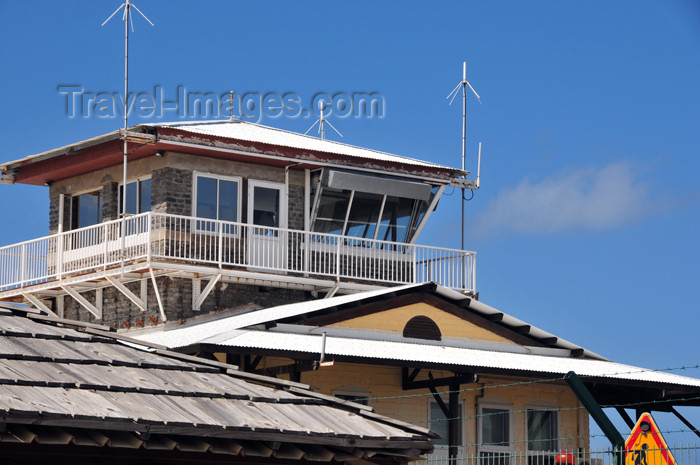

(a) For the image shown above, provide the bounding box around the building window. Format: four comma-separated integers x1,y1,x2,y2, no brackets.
119,177,152,214
332,386,371,406
71,190,102,230
429,401,464,447
193,173,241,232
527,405,559,464
309,169,438,244
478,401,513,465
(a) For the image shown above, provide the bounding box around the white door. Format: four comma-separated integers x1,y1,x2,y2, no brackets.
247,180,287,270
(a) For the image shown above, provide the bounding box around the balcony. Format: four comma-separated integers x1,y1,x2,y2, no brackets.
0,212,476,301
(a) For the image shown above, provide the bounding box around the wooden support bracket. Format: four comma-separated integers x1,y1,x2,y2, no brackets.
61,285,102,319
194,274,222,311
106,276,147,312
20,292,57,317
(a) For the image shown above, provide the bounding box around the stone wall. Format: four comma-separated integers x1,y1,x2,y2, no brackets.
151,167,192,215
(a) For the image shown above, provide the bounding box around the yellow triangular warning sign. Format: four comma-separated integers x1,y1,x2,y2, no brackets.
625,412,677,465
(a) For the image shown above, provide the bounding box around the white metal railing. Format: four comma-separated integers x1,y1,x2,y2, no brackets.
0,212,476,293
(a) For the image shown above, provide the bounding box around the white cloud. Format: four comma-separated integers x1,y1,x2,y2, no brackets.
473,161,653,237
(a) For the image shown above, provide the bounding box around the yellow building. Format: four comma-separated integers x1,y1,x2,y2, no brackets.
134,282,700,464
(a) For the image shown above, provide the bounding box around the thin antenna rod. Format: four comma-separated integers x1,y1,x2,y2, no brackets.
102,0,153,276
305,101,342,139
447,61,481,251
476,141,482,188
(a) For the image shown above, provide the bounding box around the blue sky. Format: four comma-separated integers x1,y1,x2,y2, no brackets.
1,0,699,447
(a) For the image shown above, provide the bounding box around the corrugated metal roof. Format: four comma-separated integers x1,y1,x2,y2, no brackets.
131,282,601,359
204,329,700,389
149,120,454,170
132,283,422,349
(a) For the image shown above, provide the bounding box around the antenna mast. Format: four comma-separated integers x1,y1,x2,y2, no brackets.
102,0,153,274
447,62,482,251
305,101,343,140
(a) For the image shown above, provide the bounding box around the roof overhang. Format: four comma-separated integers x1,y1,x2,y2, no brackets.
1,122,464,186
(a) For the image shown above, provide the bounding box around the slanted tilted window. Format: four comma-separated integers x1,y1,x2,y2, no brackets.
309,169,438,244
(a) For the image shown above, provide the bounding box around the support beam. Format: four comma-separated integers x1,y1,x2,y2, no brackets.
243,354,262,372
448,379,460,463
106,276,147,312
56,295,64,319
257,360,318,378
194,274,222,311
402,369,476,390
424,374,461,465
616,408,635,429
96,288,103,316
20,293,57,317
402,367,421,389
324,283,340,299
149,268,166,322
671,407,700,439
61,285,101,319
565,371,625,464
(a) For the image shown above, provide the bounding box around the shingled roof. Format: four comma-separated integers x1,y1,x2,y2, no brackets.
0,305,435,465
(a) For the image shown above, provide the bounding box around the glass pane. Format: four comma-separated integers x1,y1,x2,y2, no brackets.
196,176,217,219
218,179,238,222
252,186,279,227
482,408,509,446
139,178,152,213
527,410,557,451
314,188,350,235
344,192,383,239
125,181,137,214
73,192,102,229
430,402,463,446
376,196,413,243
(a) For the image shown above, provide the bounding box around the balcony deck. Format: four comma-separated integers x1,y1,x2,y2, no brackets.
0,212,475,315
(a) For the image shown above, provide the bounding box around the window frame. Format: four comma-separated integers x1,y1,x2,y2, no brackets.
118,175,152,215
70,188,103,231
308,170,437,245
428,399,465,448
477,399,514,464
192,171,243,236
525,402,560,455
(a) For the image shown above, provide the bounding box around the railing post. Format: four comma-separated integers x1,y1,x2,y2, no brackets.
335,238,341,281
20,244,26,287
103,223,109,270
471,252,476,293
303,230,309,276
218,220,223,268
56,232,64,280
146,212,152,262
412,246,417,284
